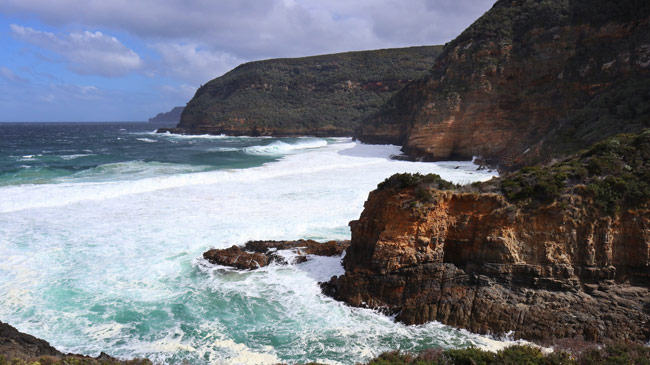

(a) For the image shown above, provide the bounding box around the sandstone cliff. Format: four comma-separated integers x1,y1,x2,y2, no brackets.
357,0,650,169
324,131,650,343
161,46,441,136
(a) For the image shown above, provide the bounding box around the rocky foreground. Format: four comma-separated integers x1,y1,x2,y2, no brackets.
0,321,149,364
323,131,650,344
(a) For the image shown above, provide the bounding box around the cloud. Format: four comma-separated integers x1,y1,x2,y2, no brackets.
161,83,197,101
151,43,244,84
0,66,28,83
10,24,142,77
2,0,495,60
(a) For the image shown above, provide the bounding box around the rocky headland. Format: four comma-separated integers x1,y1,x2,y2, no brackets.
203,239,349,270
323,130,650,343
357,0,650,169
148,106,184,124
157,46,441,136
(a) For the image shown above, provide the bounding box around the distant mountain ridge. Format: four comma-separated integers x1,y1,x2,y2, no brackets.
159,46,442,136
357,0,650,169
148,106,184,123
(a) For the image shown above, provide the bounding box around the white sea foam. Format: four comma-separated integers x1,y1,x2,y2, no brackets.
135,138,157,143
0,139,507,364
60,154,94,160
243,138,328,155
157,132,230,139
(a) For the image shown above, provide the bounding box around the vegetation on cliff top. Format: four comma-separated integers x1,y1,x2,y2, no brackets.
179,46,442,134
500,130,650,214
365,342,650,365
380,130,650,215
444,0,650,57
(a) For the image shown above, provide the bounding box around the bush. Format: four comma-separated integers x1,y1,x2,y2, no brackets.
497,129,650,214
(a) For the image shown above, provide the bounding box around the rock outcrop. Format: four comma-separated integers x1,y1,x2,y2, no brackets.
158,46,441,136
357,0,650,169
0,321,149,364
323,132,650,343
204,239,349,270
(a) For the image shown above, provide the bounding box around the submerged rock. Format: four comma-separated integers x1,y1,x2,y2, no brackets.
203,239,350,270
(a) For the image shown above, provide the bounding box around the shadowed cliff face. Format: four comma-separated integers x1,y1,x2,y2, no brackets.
357,0,650,169
174,46,442,136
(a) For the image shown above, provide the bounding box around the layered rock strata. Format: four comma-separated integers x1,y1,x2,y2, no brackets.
203,239,349,270
323,188,650,343
357,0,650,169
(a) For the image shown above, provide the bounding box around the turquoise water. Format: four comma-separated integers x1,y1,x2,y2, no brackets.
0,122,504,364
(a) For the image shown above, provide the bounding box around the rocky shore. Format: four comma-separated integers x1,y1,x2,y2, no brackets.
322,131,650,344
0,321,149,364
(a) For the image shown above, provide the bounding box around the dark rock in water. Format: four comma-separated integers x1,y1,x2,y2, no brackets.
0,321,150,363
203,245,269,270
244,239,349,257
203,239,350,270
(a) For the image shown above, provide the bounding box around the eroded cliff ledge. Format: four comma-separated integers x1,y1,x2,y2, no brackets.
324,131,650,343
357,0,650,169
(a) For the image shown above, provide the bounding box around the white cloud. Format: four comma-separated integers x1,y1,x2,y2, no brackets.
161,83,197,101
10,24,142,77
152,43,244,84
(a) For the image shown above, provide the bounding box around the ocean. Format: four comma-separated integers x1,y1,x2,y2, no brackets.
0,122,505,364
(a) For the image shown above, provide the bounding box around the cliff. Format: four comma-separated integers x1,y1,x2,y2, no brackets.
148,106,184,123
324,131,650,343
357,0,650,169
163,46,441,136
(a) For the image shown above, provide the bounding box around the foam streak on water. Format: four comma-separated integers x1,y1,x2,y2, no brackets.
0,135,505,364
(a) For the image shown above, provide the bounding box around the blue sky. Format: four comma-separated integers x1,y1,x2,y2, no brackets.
0,0,495,122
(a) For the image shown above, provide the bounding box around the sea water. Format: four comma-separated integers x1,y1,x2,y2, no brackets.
0,122,505,364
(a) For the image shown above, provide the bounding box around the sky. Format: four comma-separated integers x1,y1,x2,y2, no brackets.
0,0,495,122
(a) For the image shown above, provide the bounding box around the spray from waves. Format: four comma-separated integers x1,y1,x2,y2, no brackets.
136,138,158,143
60,154,95,160
155,132,230,139
64,160,209,182
0,142,496,214
0,137,504,364
243,138,328,155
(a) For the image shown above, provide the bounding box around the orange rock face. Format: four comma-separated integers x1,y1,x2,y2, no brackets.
357,1,650,169
324,188,650,342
